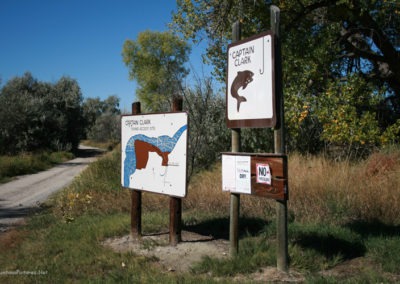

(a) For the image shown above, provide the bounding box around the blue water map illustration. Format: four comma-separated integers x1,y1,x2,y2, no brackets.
123,124,187,187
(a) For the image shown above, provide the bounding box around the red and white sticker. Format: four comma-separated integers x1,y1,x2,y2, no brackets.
256,163,271,185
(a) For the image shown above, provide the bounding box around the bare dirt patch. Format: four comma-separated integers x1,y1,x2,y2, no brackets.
103,232,400,282
102,230,229,272
103,230,306,282
232,267,305,283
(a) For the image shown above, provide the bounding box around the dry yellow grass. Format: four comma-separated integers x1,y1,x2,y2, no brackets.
294,150,400,225
54,148,400,226
185,164,230,214
185,149,400,225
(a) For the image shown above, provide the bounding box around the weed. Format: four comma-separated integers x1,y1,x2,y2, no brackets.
366,237,400,274
2,147,399,282
0,212,173,283
192,236,275,276
0,151,73,183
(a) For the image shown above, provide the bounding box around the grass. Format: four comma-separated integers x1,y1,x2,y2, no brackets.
288,222,365,270
0,212,166,283
1,146,399,282
288,149,400,225
0,151,74,183
191,235,276,276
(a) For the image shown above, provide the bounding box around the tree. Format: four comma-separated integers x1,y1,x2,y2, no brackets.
51,76,85,150
122,30,191,112
82,95,121,143
183,76,230,177
82,97,103,135
172,0,400,152
0,73,40,153
0,73,85,154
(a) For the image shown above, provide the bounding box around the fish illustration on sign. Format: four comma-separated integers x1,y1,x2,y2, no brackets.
230,70,254,112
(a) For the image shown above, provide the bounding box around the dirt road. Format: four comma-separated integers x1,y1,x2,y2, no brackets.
0,146,103,232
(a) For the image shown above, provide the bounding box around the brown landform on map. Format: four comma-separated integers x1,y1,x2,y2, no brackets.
134,140,170,170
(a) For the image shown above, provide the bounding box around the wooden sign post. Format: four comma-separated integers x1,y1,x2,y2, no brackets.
271,5,289,272
224,5,289,272
123,97,187,246
170,97,183,246
230,20,241,256
131,102,142,239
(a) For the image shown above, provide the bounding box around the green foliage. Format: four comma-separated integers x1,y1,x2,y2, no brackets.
381,119,400,145
183,77,230,177
0,72,85,154
315,75,382,147
87,113,120,143
122,31,190,112
82,95,121,143
241,128,275,153
172,0,400,154
0,151,74,183
285,100,324,153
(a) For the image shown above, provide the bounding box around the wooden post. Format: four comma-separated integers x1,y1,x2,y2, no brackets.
271,5,289,272
169,96,183,246
230,130,240,256
230,20,241,256
131,102,142,239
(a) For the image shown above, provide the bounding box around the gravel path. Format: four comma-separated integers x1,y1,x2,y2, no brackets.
0,146,102,232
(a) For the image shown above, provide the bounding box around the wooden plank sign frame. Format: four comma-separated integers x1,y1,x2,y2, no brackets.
222,152,288,200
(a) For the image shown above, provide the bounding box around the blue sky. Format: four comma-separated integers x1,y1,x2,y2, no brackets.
0,0,209,111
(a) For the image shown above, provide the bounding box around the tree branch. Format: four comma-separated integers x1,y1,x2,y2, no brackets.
339,29,387,63
286,0,337,32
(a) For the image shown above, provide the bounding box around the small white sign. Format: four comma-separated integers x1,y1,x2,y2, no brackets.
222,155,236,192
256,163,272,185
222,155,251,194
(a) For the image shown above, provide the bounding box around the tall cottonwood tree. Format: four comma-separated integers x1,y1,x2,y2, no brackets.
172,0,400,152
122,30,232,175
122,30,190,112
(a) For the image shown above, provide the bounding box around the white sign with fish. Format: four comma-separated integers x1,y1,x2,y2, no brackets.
226,31,276,128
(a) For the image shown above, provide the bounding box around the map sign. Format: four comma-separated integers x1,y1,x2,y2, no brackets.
226,31,276,128
121,112,188,197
